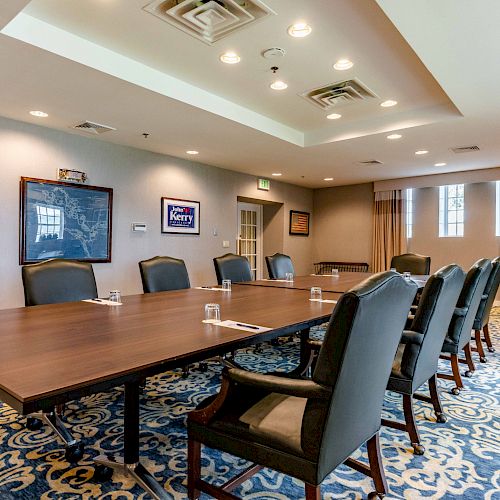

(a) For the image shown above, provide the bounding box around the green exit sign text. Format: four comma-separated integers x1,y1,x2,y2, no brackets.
257,178,270,191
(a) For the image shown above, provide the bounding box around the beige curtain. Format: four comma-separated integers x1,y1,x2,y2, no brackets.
371,190,407,272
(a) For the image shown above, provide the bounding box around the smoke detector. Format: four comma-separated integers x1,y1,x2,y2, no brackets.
262,47,286,59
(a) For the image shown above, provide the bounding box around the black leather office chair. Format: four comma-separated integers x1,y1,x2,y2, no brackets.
22,258,98,462
213,253,253,284
391,253,431,275
265,253,295,279
139,256,190,293
187,272,417,500
438,259,491,394
472,257,500,361
382,265,464,455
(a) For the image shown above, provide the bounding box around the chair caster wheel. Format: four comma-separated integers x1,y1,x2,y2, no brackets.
487,347,495,353
94,464,113,482
26,416,43,431
479,357,487,363
464,370,474,378
367,492,385,499
412,444,425,455
199,363,208,373
65,442,84,463
435,413,447,423
451,387,461,396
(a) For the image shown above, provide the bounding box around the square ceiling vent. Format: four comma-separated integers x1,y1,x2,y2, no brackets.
144,0,276,45
301,78,378,110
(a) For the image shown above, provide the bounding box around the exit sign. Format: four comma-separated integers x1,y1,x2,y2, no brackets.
257,178,270,191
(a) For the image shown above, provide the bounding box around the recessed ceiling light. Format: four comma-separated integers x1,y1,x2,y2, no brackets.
415,150,429,155
324,177,334,181
387,134,402,140
270,80,288,90
220,52,241,64
30,110,48,117
333,59,353,71
272,173,282,176
380,100,398,107
434,162,447,167
326,113,342,120
186,150,199,155
287,22,312,38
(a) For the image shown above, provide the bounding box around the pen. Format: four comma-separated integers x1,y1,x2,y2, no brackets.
200,286,213,289
236,323,260,330
92,298,104,302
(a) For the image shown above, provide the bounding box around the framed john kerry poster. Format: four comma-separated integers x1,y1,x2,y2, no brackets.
161,197,200,234
20,177,113,264
289,210,310,236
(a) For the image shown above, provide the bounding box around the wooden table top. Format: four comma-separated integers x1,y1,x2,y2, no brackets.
0,286,340,413
238,272,429,293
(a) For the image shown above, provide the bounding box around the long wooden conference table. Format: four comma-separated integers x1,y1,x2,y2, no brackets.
0,282,341,499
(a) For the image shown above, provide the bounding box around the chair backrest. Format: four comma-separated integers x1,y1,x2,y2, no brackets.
139,256,190,293
22,258,97,306
390,253,431,275
309,271,417,479
447,258,492,350
400,265,465,387
265,253,294,279
213,253,253,284
473,257,500,331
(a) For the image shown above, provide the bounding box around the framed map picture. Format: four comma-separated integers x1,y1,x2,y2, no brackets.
20,177,113,264
289,210,310,236
161,197,200,235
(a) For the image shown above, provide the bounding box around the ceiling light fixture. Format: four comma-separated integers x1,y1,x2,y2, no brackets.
186,150,199,155
324,177,334,181
272,173,282,176
415,150,429,155
380,100,398,107
434,162,447,167
220,52,241,64
270,80,288,90
326,113,342,120
333,59,353,70
30,110,48,117
287,22,312,38
387,134,402,140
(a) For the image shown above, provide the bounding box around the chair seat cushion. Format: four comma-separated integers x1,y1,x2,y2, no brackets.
387,344,413,394
441,336,458,354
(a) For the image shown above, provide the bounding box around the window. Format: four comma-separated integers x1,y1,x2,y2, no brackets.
439,184,464,237
406,188,413,238
36,205,64,242
496,181,500,236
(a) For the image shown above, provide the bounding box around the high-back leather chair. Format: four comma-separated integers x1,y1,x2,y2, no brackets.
21,258,97,462
139,256,190,293
213,253,252,284
187,272,417,500
439,259,491,394
265,252,295,279
391,253,431,275
382,265,464,454
22,258,97,306
472,257,500,360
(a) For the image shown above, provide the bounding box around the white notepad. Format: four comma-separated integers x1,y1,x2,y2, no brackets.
83,299,122,306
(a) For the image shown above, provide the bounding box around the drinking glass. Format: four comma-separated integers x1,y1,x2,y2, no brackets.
331,268,339,277
203,303,221,323
222,279,232,291
285,272,294,282
310,287,322,301
390,268,397,272
109,290,121,303
403,272,411,281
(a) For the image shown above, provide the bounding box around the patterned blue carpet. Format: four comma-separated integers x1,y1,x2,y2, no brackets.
0,314,498,499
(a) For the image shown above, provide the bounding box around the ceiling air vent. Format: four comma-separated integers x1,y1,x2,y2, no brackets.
301,78,378,111
358,159,384,166
73,121,116,135
450,145,480,154
144,0,276,45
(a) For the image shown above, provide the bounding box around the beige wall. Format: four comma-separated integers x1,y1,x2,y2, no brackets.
0,116,313,309
312,183,374,268
408,182,499,272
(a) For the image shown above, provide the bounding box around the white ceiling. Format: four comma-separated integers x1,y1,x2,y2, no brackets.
0,0,499,188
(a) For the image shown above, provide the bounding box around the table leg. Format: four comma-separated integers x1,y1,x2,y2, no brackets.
94,381,169,499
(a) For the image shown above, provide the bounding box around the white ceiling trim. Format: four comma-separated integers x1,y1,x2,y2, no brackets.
1,13,304,147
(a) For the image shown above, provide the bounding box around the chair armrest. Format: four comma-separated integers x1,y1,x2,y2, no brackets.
454,306,468,317
399,330,424,345
227,368,331,399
